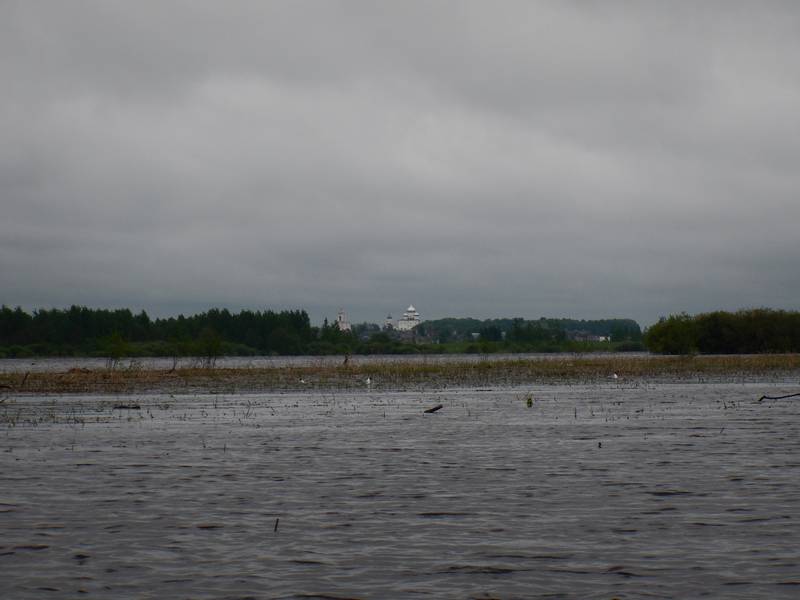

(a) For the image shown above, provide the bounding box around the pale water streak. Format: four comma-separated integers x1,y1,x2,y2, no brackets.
1,383,799,598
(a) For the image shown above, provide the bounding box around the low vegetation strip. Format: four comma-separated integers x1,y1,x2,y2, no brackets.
2,354,800,395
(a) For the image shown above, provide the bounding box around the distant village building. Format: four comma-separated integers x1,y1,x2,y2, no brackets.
396,304,421,331
567,330,610,343
383,314,394,331
335,308,351,332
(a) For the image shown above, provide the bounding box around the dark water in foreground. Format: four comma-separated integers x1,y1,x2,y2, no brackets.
2,383,799,599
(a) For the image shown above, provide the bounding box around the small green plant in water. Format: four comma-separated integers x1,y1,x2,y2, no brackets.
105,331,129,370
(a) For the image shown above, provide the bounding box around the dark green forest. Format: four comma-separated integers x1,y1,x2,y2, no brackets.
419,316,642,347
9,305,796,357
0,305,646,358
0,305,317,358
0,305,421,358
644,309,800,354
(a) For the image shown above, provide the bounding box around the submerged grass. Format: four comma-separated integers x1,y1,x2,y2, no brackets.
1,354,799,395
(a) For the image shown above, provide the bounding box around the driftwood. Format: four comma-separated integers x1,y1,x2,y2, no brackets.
113,403,141,410
758,392,800,402
424,404,443,414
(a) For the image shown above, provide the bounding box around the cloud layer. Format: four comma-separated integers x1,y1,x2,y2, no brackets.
2,1,799,325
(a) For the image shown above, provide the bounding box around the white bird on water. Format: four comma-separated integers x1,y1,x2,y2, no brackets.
611,372,619,380
366,377,372,386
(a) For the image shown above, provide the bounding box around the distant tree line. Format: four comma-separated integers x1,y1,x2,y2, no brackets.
0,305,315,358
644,309,800,354
418,317,643,352
0,305,443,359
0,305,647,359
7,305,796,358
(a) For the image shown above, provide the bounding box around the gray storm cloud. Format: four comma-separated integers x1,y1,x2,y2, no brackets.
1,1,799,326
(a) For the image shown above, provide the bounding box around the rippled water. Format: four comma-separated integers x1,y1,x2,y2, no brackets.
2,383,799,598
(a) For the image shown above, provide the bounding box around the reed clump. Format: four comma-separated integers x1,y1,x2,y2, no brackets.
1,354,799,395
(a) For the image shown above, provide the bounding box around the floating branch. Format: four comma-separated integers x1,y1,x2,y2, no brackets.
758,392,800,402
113,403,141,410
424,404,443,414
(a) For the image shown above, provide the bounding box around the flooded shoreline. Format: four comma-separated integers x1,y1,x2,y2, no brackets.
0,352,654,374
2,383,800,598
1,353,799,396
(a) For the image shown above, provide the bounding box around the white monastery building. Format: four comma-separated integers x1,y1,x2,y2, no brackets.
396,305,421,331
335,308,351,332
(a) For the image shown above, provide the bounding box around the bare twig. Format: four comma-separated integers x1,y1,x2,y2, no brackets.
758,392,800,402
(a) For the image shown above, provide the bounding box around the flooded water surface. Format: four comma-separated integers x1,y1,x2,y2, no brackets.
2,383,799,598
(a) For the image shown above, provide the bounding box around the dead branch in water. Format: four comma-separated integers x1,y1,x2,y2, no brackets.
758,392,800,402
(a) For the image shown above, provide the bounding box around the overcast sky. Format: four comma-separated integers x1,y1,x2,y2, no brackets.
2,1,799,327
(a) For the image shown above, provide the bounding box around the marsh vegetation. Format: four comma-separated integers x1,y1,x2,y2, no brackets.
2,353,800,395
